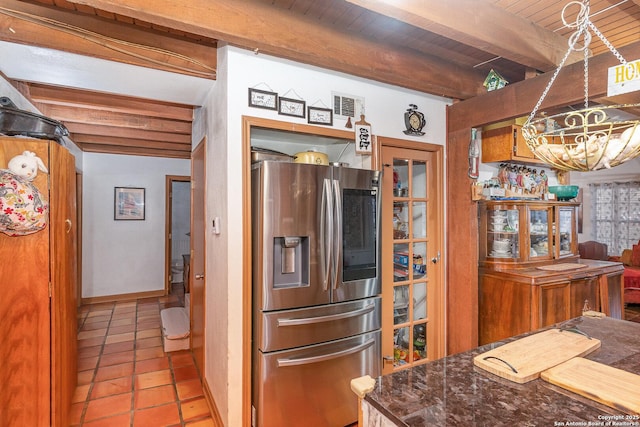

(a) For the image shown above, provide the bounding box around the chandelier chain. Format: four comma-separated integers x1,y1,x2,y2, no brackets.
588,21,628,66
522,0,640,172
527,0,630,124
526,26,585,124
584,45,589,108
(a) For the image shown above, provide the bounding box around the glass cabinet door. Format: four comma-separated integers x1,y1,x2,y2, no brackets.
557,207,576,257
390,157,430,369
487,207,519,259
529,208,551,258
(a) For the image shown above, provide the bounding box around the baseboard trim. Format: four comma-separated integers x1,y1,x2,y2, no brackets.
81,289,166,305
203,378,224,427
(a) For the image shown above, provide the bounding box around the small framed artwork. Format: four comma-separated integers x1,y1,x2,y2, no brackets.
308,107,333,126
248,88,278,110
278,97,306,118
114,187,145,220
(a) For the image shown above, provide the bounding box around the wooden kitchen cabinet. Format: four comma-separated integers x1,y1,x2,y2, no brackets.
479,260,623,345
569,277,600,317
478,200,625,346
0,137,77,427
481,124,544,164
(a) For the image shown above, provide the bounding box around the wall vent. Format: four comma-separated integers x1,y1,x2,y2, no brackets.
332,92,365,120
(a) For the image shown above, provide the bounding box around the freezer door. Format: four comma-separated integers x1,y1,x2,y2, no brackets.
257,297,381,352
253,330,381,427
332,167,381,303
252,162,332,311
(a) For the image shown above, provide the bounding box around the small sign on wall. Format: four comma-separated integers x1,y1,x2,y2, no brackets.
608,59,640,96
354,114,372,154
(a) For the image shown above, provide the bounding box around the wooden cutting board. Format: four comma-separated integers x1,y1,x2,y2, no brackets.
536,263,588,271
541,358,640,415
474,328,601,383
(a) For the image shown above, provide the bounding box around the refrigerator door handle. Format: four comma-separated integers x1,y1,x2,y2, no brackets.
320,178,333,291
332,179,342,290
276,303,376,327
277,338,376,367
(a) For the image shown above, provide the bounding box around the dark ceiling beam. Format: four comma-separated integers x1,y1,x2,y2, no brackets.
71,134,191,152
64,0,487,100
27,84,194,121
447,40,640,131
78,142,190,159
344,0,583,72
34,103,192,134
0,0,216,79
64,122,191,143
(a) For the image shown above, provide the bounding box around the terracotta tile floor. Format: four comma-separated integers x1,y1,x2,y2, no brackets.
73,290,213,427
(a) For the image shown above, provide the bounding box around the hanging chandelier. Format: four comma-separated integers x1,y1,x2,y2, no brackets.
521,0,640,171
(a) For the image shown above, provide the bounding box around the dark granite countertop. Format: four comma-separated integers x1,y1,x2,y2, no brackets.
365,317,640,426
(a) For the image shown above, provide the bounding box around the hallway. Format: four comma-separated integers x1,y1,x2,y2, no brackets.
72,294,213,426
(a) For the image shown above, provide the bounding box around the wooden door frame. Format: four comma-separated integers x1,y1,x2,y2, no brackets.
377,137,446,370
164,174,191,295
76,171,83,306
190,137,206,375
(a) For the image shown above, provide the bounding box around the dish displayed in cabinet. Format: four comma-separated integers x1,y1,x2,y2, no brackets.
490,238,514,257
488,209,518,232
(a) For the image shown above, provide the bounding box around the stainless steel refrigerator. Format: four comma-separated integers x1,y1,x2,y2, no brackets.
251,160,382,427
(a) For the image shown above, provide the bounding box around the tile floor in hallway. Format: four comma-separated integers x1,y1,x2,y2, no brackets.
72,292,213,427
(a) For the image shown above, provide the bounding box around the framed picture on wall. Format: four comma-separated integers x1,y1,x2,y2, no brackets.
278,97,306,118
114,187,145,220
308,107,333,126
248,88,278,110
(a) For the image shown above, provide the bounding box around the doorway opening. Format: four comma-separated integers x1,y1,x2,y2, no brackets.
165,175,191,298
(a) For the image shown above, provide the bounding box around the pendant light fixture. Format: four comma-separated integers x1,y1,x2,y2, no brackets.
521,0,640,171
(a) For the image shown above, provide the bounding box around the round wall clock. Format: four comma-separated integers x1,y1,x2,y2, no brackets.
403,104,426,136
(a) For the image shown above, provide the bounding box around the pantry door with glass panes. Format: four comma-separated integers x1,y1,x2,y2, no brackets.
380,142,444,373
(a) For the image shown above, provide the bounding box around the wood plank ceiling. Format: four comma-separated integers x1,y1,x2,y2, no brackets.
1,0,639,158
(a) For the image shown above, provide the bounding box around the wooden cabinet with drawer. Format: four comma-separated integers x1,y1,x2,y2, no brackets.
479,260,623,345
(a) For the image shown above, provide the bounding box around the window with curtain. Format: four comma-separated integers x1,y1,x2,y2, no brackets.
590,181,640,256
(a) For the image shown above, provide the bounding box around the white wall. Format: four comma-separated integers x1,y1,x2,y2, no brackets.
82,153,190,298
202,44,452,426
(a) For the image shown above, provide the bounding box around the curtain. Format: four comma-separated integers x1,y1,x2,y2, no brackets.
590,181,640,255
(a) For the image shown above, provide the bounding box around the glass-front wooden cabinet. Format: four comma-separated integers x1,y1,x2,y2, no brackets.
477,200,625,346
479,200,580,269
